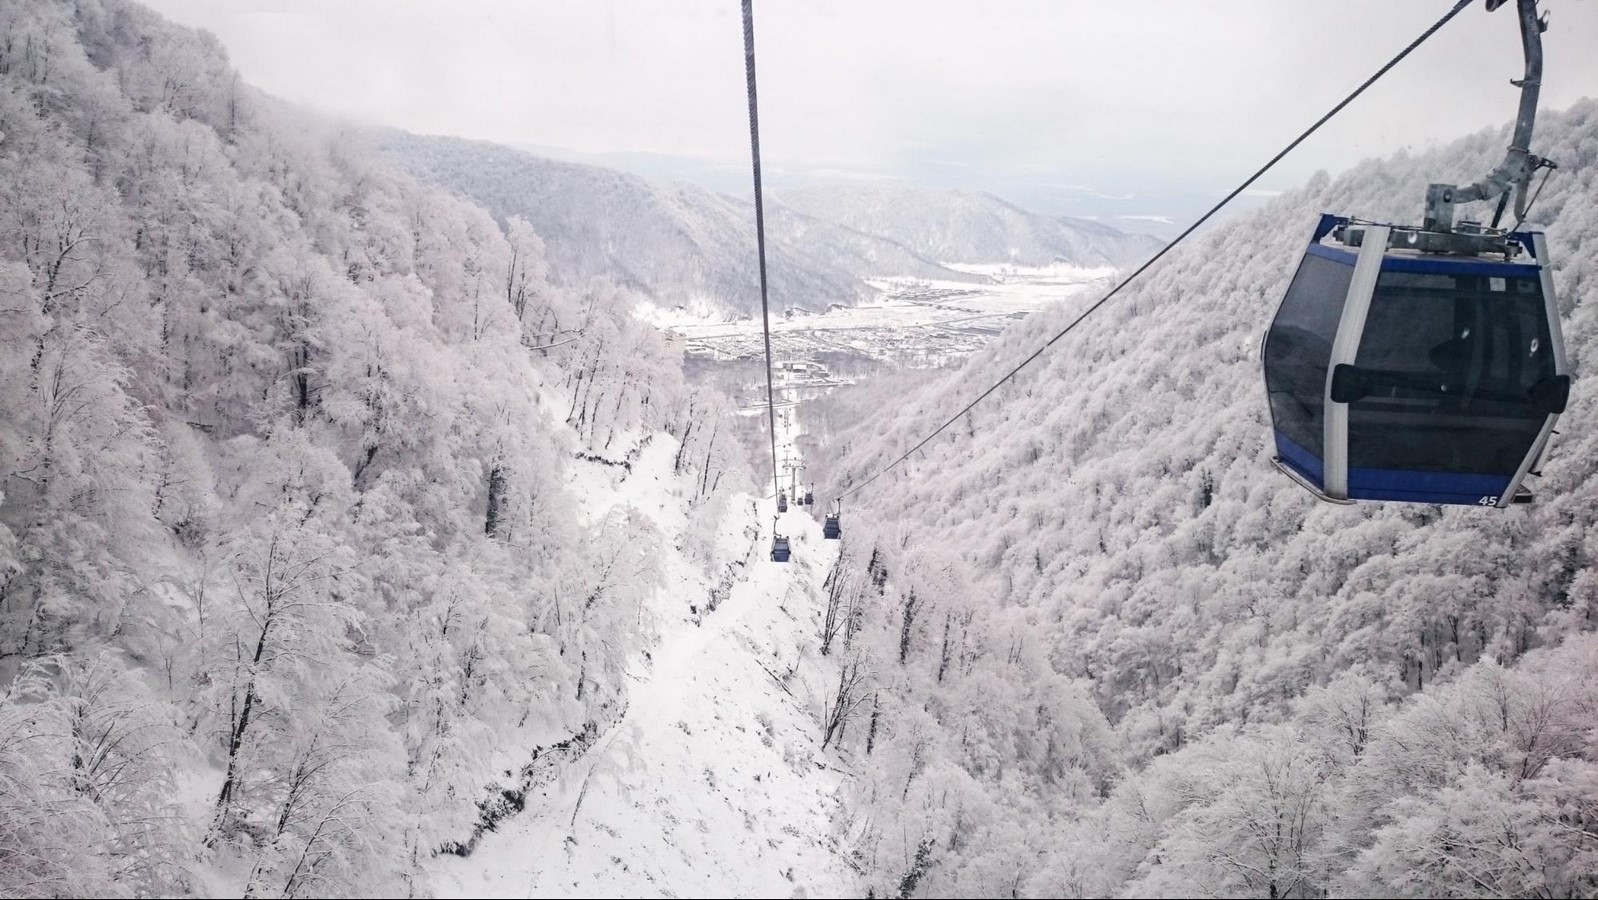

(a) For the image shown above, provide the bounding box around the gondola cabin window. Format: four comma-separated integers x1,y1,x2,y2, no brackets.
1263,251,1353,462
1346,269,1554,475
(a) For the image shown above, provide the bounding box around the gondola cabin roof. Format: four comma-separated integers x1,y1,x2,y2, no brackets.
1304,214,1543,276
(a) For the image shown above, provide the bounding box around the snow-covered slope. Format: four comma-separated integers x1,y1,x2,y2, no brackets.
0,2,759,895
437,389,858,898
777,182,1165,268
806,101,1598,896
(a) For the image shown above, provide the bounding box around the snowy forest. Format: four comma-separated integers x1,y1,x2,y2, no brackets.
807,101,1598,897
0,1,748,895
3,0,1597,898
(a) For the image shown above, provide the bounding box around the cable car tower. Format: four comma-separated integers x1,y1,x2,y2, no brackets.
1262,0,1570,508
782,456,805,500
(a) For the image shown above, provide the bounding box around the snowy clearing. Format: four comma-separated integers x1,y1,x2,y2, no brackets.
433,423,858,899
663,267,1111,367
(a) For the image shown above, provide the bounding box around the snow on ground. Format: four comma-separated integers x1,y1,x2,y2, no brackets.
940,261,1117,281
433,417,858,899
674,267,1111,366
634,297,739,331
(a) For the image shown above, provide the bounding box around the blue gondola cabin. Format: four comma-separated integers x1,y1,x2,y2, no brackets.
1263,215,1570,507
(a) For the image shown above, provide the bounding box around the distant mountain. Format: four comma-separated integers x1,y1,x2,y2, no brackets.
776,182,1165,268
378,132,1162,316
378,131,975,315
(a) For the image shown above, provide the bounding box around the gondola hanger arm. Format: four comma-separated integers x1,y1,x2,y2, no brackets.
1425,0,1549,230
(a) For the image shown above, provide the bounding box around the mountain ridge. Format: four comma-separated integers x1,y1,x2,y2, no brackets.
377,130,1162,315
776,181,1165,269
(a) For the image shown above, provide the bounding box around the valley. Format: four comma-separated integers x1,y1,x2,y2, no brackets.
652,263,1113,373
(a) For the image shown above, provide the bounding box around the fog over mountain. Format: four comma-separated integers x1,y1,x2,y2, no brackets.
777,182,1164,269
381,130,1161,315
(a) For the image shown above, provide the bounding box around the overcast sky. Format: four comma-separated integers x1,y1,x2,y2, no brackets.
144,0,1597,234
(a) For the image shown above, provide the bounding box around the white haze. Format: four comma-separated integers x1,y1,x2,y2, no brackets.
139,0,1598,229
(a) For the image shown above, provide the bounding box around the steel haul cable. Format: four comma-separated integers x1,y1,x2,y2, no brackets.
741,0,783,502
836,0,1476,503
